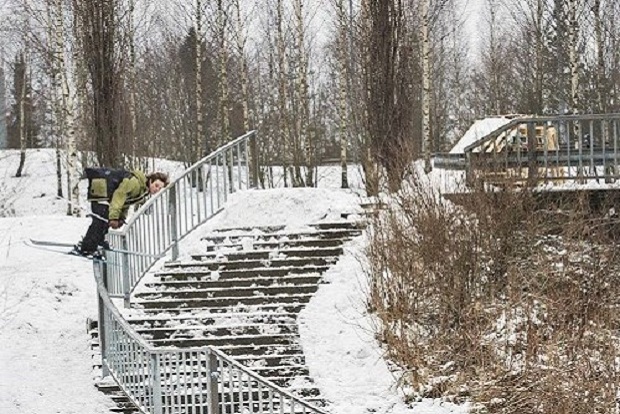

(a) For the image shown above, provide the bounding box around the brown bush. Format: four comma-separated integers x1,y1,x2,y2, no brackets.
366,171,620,413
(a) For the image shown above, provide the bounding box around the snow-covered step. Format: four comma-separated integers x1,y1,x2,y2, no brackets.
126,220,366,411
126,312,298,329
156,265,331,280
191,246,344,261
143,274,324,291
134,323,299,340
135,284,320,300
164,256,337,271
133,292,316,310
133,303,308,315
147,332,300,348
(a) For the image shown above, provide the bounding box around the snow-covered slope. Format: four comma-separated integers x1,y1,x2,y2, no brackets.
0,149,467,414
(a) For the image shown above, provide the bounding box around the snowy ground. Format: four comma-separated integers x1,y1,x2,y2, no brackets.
0,149,468,414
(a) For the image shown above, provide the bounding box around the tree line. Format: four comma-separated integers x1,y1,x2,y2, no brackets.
1,0,620,206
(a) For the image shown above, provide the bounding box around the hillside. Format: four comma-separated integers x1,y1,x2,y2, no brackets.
0,149,467,414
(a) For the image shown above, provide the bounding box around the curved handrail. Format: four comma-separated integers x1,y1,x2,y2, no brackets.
93,261,329,414
105,131,257,302
95,130,329,414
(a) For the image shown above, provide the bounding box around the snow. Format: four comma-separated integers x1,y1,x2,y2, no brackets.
0,149,468,414
449,117,512,154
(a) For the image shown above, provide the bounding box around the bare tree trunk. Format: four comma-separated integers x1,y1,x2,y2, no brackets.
293,0,312,186
216,0,230,145
195,0,204,157
568,0,579,113
276,0,291,186
420,0,432,173
593,0,606,114
127,0,138,168
15,53,27,178
335,0,349,188
534,0,544,114
234,0,250,132
55,0,79,216
359,0,378,196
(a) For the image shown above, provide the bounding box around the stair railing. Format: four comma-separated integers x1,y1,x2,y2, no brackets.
93,261,328,414
105,130,259,307
95,130,329,414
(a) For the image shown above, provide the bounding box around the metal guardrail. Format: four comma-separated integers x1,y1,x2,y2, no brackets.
94,261,327,414
95,131,329,414
106,131,259,305
435,114,620,187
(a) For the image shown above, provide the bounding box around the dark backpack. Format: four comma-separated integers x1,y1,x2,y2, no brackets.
85,167,132,201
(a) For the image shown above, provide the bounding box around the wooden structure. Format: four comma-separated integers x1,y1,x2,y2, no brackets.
434,114,620,188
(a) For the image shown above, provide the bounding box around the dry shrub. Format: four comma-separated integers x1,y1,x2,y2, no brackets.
366,171,620,413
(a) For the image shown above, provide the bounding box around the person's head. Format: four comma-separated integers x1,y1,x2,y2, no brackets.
146,172,170,195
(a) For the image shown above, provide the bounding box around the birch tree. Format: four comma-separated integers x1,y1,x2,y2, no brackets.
215,0,230,146
275,0,293,186
293,0,313,186
52,0,79,216
332,0,349,188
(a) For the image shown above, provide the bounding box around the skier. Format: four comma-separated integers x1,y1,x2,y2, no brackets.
73,168,170,257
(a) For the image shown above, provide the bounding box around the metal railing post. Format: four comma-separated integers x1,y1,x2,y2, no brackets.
121,236,131,308
95,259,110,377
206,350,219,414
250,131,259,188
151,353,162,414
223,151,229,201
169,186,179,261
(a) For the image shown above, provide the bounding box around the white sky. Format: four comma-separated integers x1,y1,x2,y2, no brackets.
0,149,468,414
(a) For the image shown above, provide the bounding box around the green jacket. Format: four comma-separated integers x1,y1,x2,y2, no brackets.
109,170,149,220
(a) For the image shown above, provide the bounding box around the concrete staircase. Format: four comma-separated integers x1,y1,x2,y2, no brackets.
119,219,365,410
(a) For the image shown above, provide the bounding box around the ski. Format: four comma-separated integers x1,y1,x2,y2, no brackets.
27,238,165,258
28,239,76,248
24,239,102,262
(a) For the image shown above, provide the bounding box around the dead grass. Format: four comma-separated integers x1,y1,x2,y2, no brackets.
365,170,620,413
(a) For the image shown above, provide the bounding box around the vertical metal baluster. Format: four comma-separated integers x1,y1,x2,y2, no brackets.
247,371,254,413
208,161,214,216
201,164,208,221
237,143,242,190
229,147,235,193
216,155,222,210
185,176,190,233
152,353,162,414
195,169,202,224
602,118,607,180
198,351,205,414
244,139,250,189
229,364,235,414
258,382,263,414
590,119,595,178
566,120,572,178
614,120,618,176
223,151,229,201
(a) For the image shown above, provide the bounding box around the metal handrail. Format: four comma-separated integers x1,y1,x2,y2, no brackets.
95,131,329,414
94,261,329,414
106,131,257,305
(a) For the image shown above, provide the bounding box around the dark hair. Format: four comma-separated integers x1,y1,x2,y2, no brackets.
147,172,170,186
